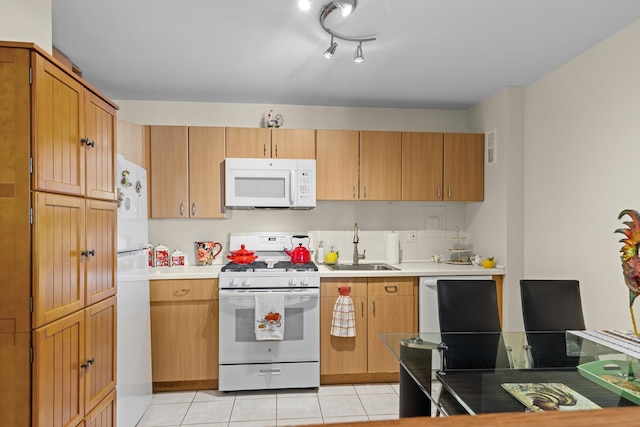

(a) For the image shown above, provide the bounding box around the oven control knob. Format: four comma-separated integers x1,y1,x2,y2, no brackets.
300,277,309,286
230,278,239,287
242,278,251,287
288,278,298,286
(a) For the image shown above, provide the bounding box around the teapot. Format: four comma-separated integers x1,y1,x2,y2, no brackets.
284,235,312,264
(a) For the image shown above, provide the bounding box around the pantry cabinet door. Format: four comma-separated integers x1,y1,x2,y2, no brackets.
360,131,402,200
85,297,117,414
33,310,85,427
188,126,226,218
32,53,86,196
33,193,86,328
85,91,116,201
149,126,189,218
84,388,116,427
85,200,117,305
316,130,359,200
402,132,444,201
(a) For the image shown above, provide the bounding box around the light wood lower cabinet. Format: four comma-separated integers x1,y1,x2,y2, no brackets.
320,277,415,383
150,279,218,390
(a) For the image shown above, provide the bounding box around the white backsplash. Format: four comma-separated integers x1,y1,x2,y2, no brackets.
147,201,479,265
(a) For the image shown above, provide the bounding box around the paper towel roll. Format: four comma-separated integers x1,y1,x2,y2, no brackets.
385,232,400,264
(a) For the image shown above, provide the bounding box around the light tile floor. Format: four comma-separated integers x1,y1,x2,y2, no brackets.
136,383,412,427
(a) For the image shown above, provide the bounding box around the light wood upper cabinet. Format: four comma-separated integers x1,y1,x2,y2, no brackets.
270,128,316,158
149,126,226,218
443,133,484,201
188,126,226,218
150,279,219,384
316,130,359,200
360,131,402,200
225,127,270,158
32,53,116,201
226,127,315,159
150,126,189,218
402,132,444,201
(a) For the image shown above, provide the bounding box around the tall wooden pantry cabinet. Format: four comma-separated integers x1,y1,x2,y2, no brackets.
0,42,118,427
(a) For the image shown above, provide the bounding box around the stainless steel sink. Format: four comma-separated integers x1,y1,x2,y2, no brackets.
325,263,400,271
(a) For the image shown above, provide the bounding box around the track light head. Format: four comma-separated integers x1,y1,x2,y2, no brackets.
332,0,356,17
354,42,364,63
323,38,338,60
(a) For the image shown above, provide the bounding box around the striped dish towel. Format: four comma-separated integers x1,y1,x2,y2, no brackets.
331,286,356,337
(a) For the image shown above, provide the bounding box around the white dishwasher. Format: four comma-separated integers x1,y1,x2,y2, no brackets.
418,276,492,368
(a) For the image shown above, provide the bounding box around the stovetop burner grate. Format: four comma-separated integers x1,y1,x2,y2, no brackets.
221,260,318,273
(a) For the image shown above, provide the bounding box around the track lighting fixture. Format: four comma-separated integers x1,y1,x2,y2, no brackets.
332,0,355,17
323,37,338,60
319,0,376,62
354,42,363,63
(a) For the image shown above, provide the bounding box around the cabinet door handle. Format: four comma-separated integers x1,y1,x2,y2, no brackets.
173,289,190,297
353,185,356,199
80,358,94,370
275,144,279,157
80,137,95,148
363,186,367,199
384,285,398,293
437,186,441,199
448,186,452,199
191,203,196,216
372,300,376,317
180,202,185,216
264,144,267,157
361,301,364,317
81,249,95,257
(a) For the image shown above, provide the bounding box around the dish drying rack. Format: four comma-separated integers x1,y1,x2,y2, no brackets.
445,232,472,265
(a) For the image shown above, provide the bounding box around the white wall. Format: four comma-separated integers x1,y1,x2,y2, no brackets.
467,87,525,330
0,0,52,52
522,20,640,330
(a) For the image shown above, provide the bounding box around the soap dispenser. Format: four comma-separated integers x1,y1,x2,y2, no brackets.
316,241,325,264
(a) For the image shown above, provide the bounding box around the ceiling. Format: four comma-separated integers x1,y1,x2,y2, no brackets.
52,0,640,110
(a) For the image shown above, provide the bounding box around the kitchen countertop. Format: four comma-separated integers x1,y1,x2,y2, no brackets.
148,262,505,280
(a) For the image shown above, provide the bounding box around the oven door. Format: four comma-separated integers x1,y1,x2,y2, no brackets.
219,288,319,364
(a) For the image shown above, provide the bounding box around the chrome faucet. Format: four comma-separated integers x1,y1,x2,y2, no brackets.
353,222,366,264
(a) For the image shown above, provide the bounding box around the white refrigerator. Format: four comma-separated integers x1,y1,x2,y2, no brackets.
116,155,153,426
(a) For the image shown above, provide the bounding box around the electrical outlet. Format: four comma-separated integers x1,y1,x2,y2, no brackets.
405,230,417,243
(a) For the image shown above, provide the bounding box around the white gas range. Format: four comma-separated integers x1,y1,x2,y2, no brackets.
218,232,320,392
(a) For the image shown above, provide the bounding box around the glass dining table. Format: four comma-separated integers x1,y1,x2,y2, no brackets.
379,331,640,418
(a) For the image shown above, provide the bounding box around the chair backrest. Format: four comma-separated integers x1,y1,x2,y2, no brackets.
520,279,585,331
437,279,510,370
520,279,586,368
437,279,501,332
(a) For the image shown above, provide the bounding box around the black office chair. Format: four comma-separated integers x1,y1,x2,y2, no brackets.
435,279,511,415
520,279,587,368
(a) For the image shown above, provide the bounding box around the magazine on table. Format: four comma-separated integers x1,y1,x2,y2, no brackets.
501,383,600,412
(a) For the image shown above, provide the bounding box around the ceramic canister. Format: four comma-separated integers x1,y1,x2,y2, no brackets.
171,250,185,267
154,245,170,267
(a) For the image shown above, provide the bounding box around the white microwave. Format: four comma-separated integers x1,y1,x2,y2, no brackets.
225,158,316,209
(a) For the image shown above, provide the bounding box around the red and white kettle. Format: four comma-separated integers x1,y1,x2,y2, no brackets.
284,235,312,264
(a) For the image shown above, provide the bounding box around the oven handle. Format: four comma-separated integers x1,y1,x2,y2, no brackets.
259,368,281,376
219,289,319,297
